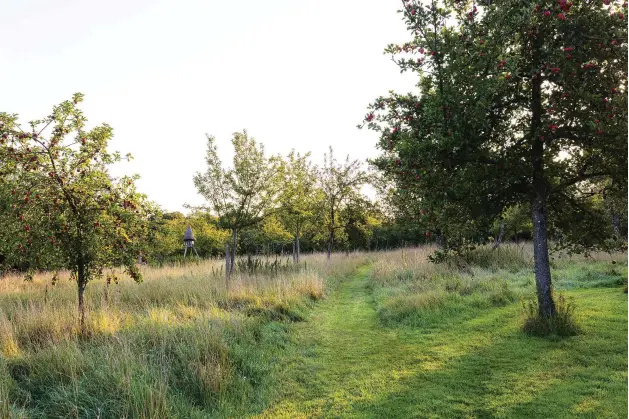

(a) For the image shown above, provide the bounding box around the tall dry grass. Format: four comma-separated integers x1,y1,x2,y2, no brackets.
0,251,370,418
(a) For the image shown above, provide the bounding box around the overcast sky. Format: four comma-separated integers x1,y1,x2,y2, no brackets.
1,0,417,212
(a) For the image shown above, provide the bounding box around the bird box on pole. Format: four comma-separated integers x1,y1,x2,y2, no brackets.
183,225,199,257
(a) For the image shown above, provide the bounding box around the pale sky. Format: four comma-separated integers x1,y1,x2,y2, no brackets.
1,0,416,212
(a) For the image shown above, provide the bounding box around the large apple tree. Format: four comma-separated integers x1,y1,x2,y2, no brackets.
0,94,157,331
363,0,627,317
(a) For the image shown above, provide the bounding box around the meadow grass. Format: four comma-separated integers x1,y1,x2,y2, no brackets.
370,244,626,329
1,245,626,418
257,245,627,418
0,252,370,418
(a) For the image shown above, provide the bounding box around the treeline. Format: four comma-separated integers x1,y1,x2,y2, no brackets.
149,134,433,264
149,204,541,263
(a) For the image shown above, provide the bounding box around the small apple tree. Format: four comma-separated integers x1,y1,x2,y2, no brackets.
193,131,282,280
278,150,320,263
363,1,627,317
319,147,368,260
0,94,156,331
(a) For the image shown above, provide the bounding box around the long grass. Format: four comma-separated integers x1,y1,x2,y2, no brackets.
369,243,627,328
0,252,370,418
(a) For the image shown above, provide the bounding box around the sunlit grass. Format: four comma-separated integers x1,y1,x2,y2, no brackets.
0,251,370,418
369,244,627,328
259,246,627,418
1,246,626,418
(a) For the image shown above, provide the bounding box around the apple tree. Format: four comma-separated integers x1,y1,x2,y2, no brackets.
0,94,157,330
362,0,627,317
193,131,282,279
277,150,320,263
319,147,368,260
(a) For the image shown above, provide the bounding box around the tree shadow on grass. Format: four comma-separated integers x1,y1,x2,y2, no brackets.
349,291,627,419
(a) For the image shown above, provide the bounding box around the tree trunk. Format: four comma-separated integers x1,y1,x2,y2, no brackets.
327,208,335,261
225,243,230,289
295,227,301,264
531,196,556,317
327,237,332,261
530,47,556,318
77,262,87,334
611,213,622,239
492,222,505,250
230,229,237,274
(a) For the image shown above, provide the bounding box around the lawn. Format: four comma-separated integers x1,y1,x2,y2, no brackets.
259,246,627,418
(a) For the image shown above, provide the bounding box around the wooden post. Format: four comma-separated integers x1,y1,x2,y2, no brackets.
225,243,230,290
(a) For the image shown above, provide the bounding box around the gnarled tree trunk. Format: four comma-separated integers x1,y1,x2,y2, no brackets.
531,196,555,317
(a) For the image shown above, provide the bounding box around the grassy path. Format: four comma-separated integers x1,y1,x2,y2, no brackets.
255,265,627,418
256,264,404,418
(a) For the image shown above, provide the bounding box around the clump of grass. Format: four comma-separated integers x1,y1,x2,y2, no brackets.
522,294,581,337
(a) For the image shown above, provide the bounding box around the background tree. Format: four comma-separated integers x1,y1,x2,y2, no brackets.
148,211,230,261
340,195,384,251
0,94,155,330
491,204,534,243
319,147,368,260
193,130,282,278
278,150,319,263
363,0,627,317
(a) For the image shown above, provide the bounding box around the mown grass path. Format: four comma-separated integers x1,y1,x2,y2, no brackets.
255,265,627,418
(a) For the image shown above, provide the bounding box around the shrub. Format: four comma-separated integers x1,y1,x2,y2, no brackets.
522,294,580,337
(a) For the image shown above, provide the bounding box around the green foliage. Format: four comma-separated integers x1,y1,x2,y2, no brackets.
277,151,320,244
0,94,156,326
492,204,534,241
149,211,229,261
239,214,294,254
363,0,628,254
193,131,282,233
319,147,368,256
340,195,383,250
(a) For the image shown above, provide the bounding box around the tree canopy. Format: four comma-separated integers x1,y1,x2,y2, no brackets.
0,94,156,329
362,0,627,315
